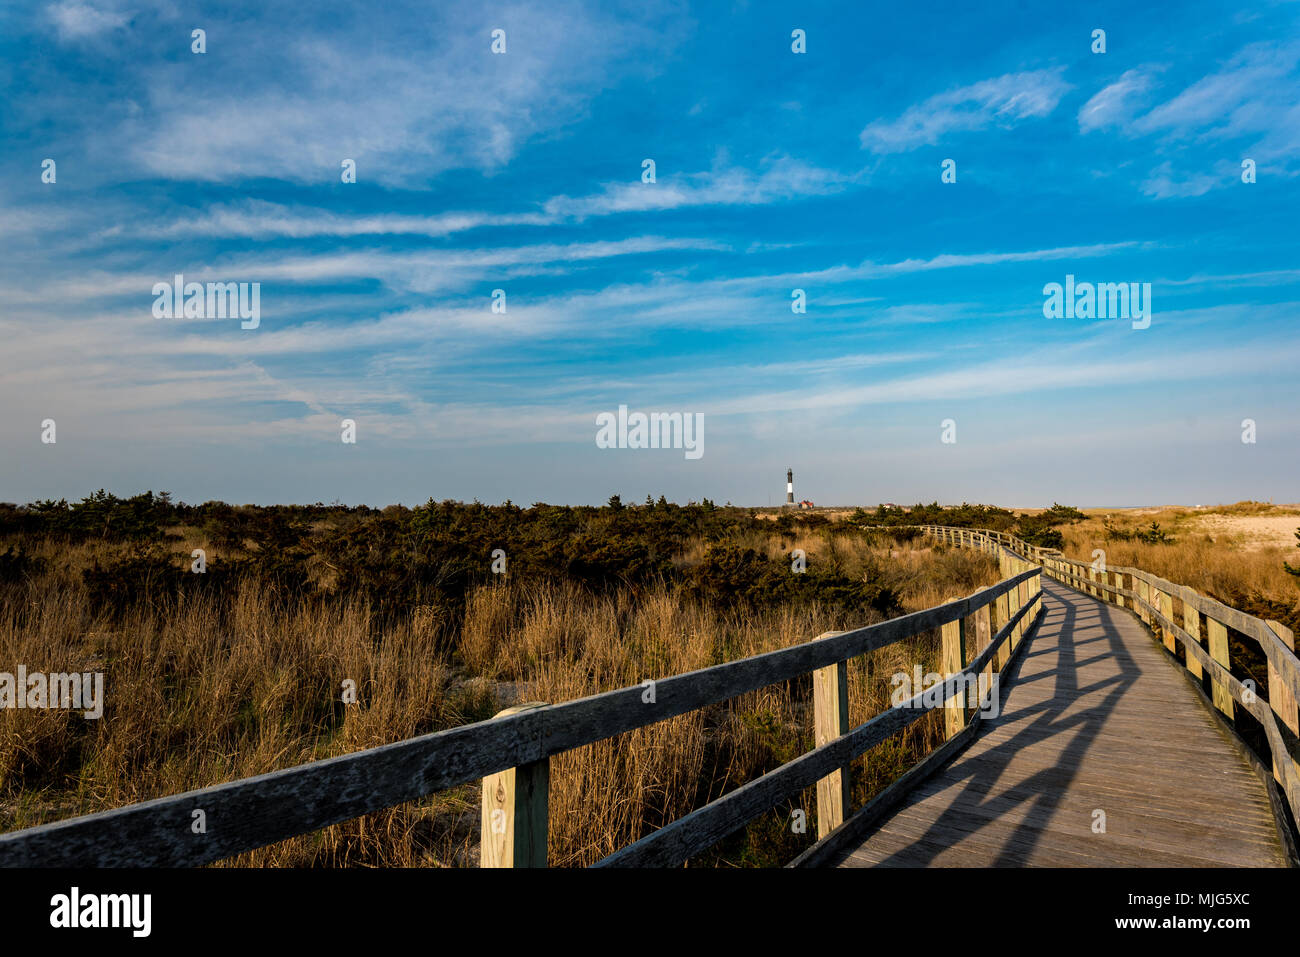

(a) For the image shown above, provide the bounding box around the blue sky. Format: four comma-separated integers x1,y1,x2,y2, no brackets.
1,0,1298,507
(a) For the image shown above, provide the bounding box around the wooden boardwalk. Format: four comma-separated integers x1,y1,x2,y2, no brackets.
830,577,1289,868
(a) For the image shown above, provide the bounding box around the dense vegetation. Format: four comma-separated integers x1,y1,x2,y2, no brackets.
0,491,908,625
850,500,1086,549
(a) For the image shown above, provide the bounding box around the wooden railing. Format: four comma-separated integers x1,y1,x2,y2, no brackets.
0,537,1043,868
918,524,1300,831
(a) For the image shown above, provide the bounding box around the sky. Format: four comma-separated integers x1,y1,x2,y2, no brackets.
1,0,1298,508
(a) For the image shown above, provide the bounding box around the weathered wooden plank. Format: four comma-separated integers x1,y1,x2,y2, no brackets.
480,703,550,868
917,764,1278,830
1009,579,1023,649
1266,620,1299,789
994,590,1011,671
891,785,1283,865
1207,616,1235,721
1184,601,1203,681
941,609,967,739
1158,588,1176,654
813,657,850,839
872,804,1277,869
973,603,993,710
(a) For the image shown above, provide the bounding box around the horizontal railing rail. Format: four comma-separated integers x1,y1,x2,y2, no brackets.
0,542,1044,868
915,523,1300,831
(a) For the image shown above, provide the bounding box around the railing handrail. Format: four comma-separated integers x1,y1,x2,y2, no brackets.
0,541,1042,868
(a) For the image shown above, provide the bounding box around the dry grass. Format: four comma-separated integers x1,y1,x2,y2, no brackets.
0,527,999,867
1058,504,1300,627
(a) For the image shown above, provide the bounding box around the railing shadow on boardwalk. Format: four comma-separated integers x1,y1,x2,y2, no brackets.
863,583,1139,867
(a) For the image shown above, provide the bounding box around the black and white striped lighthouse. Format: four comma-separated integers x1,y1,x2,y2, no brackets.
786,468,795,506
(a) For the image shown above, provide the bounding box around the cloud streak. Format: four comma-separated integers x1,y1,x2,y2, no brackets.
860,69,1071,153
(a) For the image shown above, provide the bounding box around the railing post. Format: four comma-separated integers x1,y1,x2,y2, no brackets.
1136,578,1150,625
1022,571,1034,627
1009,573,1023,649
994,587,1011,671
1018,565,1030,642
480,702,550,868
1206,616,1234,721
1155,588,1173,653
813,657,851,839
973,601,993,705
941,607,968,739
1114,570,1125,609
1265,620,1299,787
1184,598,1203,681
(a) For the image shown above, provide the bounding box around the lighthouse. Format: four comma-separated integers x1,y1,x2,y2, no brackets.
786,468,795,506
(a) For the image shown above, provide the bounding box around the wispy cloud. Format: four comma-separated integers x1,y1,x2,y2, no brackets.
1078,69,1156,133
106,4,683,186
149,201,551,240
1133,41,1300,143
860,69,1071,153
542,157,854,219
1091,41,1300,195
1141,160,1222,199
130,158,851,241
715,337,1300,417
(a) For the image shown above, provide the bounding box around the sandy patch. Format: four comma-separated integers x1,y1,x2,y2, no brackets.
1194,515,1300,550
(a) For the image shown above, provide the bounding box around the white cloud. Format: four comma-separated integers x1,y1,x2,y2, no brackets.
542,157,853,219
152,201,550,240
860,69,1071,153
10,234,729,306
1078,70,1155,133
1103,42,1300,194
1133,41,1300,141
1141,160,1221,199
121,4,681,185
137,158,848,240
47,0,128,40
714,336,1300,417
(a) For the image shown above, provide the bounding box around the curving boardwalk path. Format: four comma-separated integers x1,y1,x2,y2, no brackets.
830,578,1288,867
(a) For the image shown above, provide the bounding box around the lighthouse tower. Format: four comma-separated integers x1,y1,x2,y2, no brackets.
786,468,795,506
